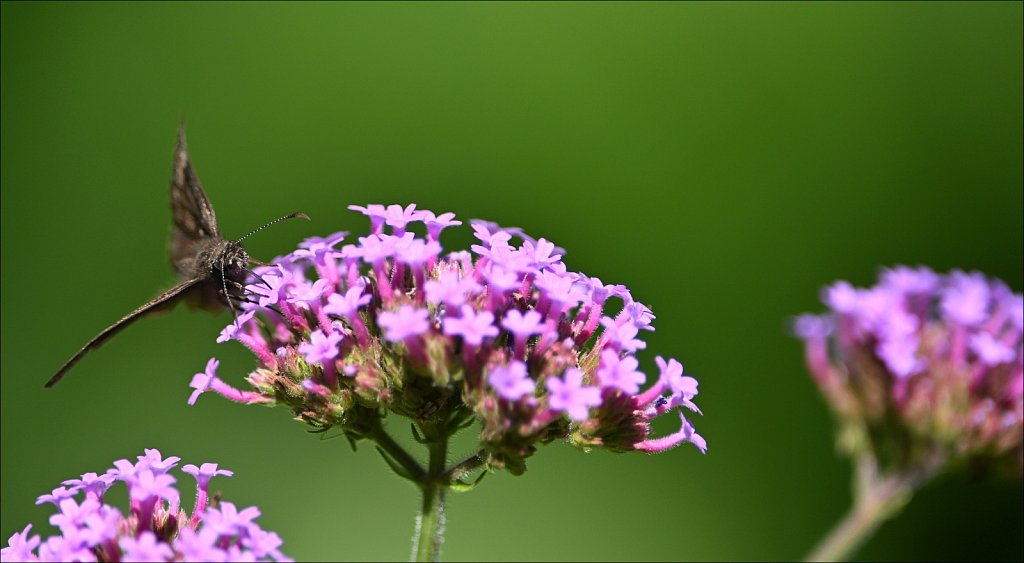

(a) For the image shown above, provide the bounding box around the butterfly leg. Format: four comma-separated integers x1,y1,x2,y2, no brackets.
227,279,263,301
219,257,241,322
233,294,261,306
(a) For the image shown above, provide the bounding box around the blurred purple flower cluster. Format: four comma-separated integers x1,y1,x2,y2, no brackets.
794,266,1023,469
191,204,705,474
1,449,289,562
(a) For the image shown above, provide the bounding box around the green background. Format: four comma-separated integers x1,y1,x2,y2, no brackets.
2,2,1021,561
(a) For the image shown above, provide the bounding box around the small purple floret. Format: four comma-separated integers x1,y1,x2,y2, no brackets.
546,368,602,422
188,358,220,406
297,329,343,365
378,305,431,342
596,350,646,395
443,306,499,346
488,361,535,401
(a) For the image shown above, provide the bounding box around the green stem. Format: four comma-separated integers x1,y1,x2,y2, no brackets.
366,418,425,482
805,455,942,562
414,478,446,562
413,428,449,562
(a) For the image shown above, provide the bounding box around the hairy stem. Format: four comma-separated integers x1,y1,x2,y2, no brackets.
413,430,449,562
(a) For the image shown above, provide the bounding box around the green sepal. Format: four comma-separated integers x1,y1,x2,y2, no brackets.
448,469,488,492
375,445,417,481
411,423,428,444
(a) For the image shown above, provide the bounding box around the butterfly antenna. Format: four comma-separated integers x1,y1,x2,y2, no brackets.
235,212,310,243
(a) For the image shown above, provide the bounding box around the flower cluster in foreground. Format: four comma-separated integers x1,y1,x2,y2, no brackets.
794,266,1023,470
1,449,289,562
190,204,706,474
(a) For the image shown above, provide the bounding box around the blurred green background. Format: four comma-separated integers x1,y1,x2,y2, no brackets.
2,2,1021,561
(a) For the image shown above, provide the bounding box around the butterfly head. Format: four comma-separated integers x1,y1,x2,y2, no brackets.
189,239,245,276
218,240,250,277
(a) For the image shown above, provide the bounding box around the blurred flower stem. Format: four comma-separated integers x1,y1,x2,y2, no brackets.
807,452,944,562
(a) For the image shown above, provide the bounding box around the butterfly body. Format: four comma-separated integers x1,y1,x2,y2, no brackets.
44,125,307,388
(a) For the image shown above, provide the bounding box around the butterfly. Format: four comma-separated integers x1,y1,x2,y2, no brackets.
45,124,308,388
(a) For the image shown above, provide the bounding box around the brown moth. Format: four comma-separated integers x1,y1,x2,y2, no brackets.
45,124,308,388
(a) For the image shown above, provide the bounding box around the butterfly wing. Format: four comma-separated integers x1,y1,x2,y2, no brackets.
44,278,203,388
170,123,221,278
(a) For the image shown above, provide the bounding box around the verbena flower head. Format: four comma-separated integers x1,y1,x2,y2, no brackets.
1,449,289,562
190,203,706,474
794,266,1023,471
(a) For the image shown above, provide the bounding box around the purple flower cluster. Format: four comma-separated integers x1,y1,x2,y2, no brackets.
191,204,705,473
1,449,289,562
794,266,1023,468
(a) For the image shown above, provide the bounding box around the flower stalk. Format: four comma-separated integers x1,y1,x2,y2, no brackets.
414,425,450,562
363,408,475,560
415,479,446,563
806,452,942,562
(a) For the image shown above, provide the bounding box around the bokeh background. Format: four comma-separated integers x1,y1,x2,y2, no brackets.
2,2,1021,561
